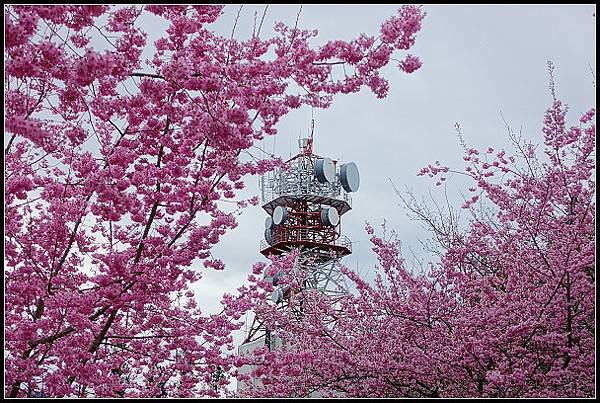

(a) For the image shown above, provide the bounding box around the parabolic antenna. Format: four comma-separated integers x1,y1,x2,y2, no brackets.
264,228,274,245
272,206,288,225
272,271,281,286
270,288,283,303
320,207,340,226
265,216,274,229
340,162,360,192
263,269,281,286
315,158,335,184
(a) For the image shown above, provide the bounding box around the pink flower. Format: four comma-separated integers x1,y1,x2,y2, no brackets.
399,54,422,73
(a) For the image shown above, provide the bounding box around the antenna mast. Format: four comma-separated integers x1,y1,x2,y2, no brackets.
306,118,314,155
237,128,361,392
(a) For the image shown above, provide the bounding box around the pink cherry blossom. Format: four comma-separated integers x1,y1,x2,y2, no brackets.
5,5,425,398
233,83,595,398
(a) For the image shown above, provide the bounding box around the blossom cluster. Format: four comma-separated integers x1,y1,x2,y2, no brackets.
4,5,424,398
234,89,595,398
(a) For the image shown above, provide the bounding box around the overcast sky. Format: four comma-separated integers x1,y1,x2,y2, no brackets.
189,4,595,330
4,5,595,393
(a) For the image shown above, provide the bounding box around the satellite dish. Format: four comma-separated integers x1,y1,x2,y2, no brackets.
265,216,274,229
270,288,283,303
340,162,360,192
263,269,281,286
320,207,340,226
315,158,335,184
273,205,288,225
264,228,274,245
272,271,281,286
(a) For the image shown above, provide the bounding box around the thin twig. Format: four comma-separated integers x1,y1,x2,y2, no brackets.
257,5,269,38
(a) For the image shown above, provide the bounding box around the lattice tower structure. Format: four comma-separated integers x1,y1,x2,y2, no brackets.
241,137,360,350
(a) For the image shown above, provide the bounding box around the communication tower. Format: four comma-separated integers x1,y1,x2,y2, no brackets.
237,134,360,390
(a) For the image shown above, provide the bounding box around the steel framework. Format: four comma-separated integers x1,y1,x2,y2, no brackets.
237,138,359,391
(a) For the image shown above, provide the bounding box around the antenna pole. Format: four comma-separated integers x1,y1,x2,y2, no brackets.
306,118,314,155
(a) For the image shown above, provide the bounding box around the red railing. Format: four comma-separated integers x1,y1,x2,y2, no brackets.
260,233,352,254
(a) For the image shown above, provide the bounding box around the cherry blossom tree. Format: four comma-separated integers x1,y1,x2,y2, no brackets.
235,75,595,397
4,5,425,398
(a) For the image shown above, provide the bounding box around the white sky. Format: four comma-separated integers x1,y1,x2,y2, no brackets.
192,4,596,327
